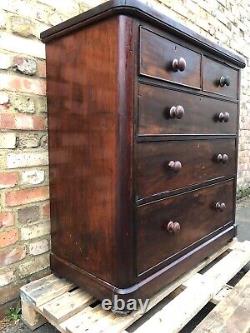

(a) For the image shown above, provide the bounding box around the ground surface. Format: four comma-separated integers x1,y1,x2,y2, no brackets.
1,196,250,333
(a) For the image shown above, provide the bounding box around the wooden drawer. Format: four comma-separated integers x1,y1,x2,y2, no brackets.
136,139,236,200
137,180,234,274
138,84,237,136
139,27,201,88
203,57,238,99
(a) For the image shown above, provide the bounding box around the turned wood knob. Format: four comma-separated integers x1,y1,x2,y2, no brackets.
169,105,185,119
215,202,226,211
168,160,182,172
217,112,230,122
222,153,229,163
219,76,230,87
216,153,229,163
172,57,186,71
166,221,181,233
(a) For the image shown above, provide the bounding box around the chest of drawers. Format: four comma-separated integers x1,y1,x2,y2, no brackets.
41,0,245,306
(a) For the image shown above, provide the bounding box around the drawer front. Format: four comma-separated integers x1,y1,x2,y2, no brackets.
203,57,238,99
137,180,234,274
139,27,201,88
136,139,236,200
138,84,237,136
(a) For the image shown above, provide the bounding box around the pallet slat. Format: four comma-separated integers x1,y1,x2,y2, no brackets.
20,274,57,295
42,289,95,324
64,306,108,333
193,270,250,333
131,241,250,333
211,284,233,305
27,277,75,306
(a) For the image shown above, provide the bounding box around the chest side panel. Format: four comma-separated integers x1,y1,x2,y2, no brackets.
46,17,122,284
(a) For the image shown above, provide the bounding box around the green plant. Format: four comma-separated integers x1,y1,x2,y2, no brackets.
6,306,21,322
237,187,250,200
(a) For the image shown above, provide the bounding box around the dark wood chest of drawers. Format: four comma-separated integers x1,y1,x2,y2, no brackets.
41,0,245,305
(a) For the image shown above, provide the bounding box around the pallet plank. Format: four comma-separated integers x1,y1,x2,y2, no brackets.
64,306,109,333
20,274,57,295
29,278,75,306
132,241,250,333
211,284,233,305
42,289,95,324
193,270,250,333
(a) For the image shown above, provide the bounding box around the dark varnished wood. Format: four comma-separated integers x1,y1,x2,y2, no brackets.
42,0,244,307
139,27,201,88
138,83,238,136
46,16,135,288
41,0,245,69
51,225,236,302
135,139,236,200
137,180,234,274
203,56,239,99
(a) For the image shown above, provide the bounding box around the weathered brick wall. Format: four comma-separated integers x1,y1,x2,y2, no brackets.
0,0,249,311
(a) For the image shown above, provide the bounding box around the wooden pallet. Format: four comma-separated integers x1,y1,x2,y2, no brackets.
21,240,250,333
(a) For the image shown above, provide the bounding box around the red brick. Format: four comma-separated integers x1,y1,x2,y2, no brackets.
0,73,46,95
0,172,18,189
42,202,50,219
0,113,46,130
5,186,49,207
0,212,14,228
0,283,21,305
0,245,26,266
0,229,18,248
37,60,46,78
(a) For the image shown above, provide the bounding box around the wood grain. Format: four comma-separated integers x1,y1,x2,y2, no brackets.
138,83,238,136
135,139,236,200
46,16,135,287
139,27,201,88
137,180,234,273
203,56,238,99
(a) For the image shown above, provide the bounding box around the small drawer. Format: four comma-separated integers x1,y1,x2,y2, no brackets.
138,84,238,136
139,27,201,88
136,180,234,274
203,56,238,99
135,139,236,200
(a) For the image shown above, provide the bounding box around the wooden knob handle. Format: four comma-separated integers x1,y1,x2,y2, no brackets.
219,76,230,87
172,57,186,72
166,221,181,233
215,202,226,211
216,154,229,163
217,112,230,122
169,160,182,172
169,105,185,119
216,153,223,162
222,154,229,163
224,112,230,122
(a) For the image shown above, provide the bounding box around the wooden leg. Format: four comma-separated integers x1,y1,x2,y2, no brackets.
21,293,46,330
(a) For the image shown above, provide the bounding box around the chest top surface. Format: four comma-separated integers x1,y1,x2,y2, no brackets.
41,0,245,69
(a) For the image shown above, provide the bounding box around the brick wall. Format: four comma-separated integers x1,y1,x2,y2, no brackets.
0,0,249,311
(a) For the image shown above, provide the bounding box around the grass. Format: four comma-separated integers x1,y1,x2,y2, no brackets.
6,305,21,322
237,187,250,200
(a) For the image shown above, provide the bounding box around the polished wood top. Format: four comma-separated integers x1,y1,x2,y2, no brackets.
41,0,245,68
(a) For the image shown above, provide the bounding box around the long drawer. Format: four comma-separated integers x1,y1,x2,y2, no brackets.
135,139,236,200
137,180,234,274
138,84,238,136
